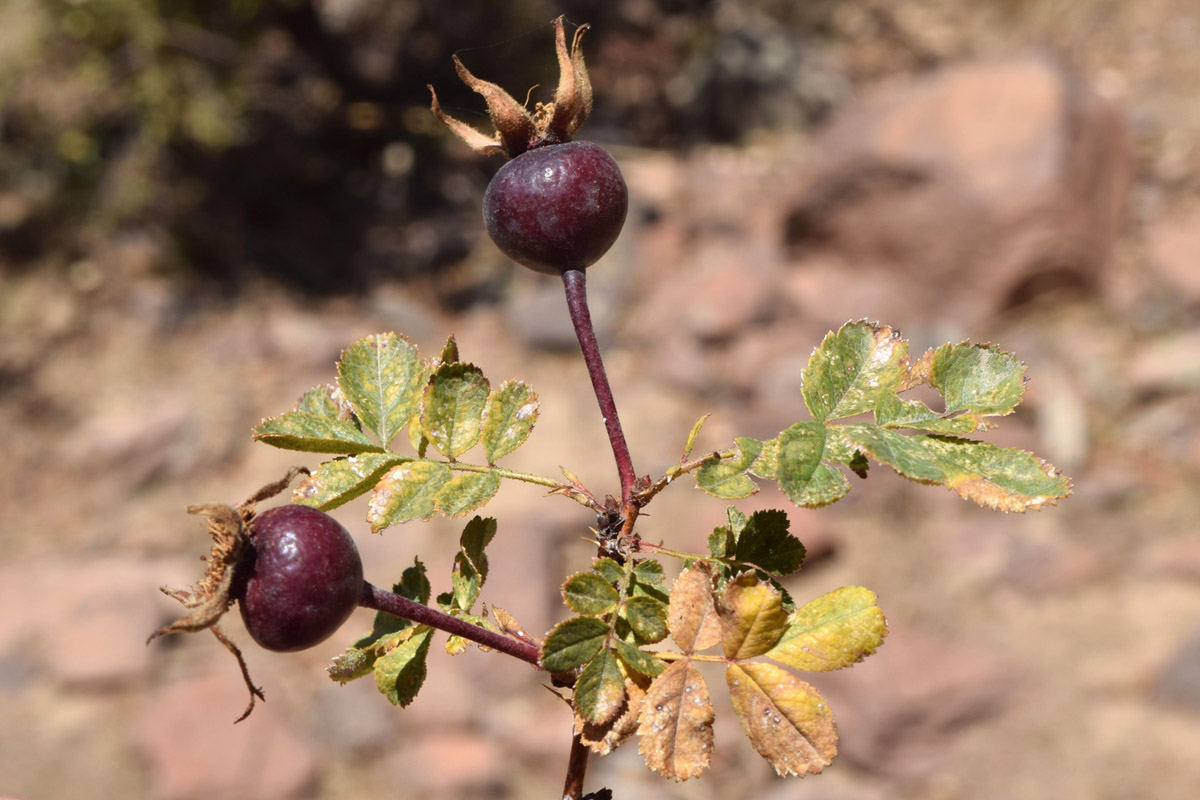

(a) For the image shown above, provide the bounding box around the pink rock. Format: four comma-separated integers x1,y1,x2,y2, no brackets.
1147,201,1200,304
816,624,1012,777
380,727,507,793
784,53,1132,323
135,672,318,800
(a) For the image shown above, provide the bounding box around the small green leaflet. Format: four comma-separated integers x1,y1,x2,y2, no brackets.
696,437,761,499
563,572,620,616
443,516,497,613
542,616,610,673
338,333,424,449
777,422,851,508
374,627,433,706
928,342,1025,416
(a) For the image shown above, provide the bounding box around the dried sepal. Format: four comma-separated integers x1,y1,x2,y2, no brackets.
429,15,595,157
147,467,309,722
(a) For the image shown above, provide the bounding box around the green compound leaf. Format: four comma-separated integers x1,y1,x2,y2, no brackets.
777,422,850,508
623,595,669,645
696,437,761,499
563,572,621,616
338,333,425,449
767,586,887,672
928,342,1026,416
839,424,1071,511
374,626,433,707
613,638,666,678
720,574,788,661
421,363,490,460
726,662,837,776
542,616,611,673
726,509,806,577
575,648,627,725
481,380,539,464
445,516,497,613
802,321,908,423
254,411,383,454
293,452,409,511
435,469,501,517
366,460,452,531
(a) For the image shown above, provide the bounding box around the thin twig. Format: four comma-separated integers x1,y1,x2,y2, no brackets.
562,269,637,505
562,731,591,800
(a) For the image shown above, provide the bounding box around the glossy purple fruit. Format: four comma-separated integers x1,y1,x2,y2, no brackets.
236,505,363,652
483,140,628,275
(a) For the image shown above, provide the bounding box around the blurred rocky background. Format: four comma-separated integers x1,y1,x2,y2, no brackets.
3,0,1200,798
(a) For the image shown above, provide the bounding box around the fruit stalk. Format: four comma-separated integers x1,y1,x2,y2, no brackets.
359,581,542,666
562,268,637,504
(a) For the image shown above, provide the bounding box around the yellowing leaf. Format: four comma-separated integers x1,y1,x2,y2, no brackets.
637,659,714,781
802,321,908,423
668,563,723,654
481,380,539,463
434,469,501,517
726,662,837,776
292,452,408,510
366,460,452,531
720,574,788,661
420,363,490,460
338,332,424,449
839,424,1071,511
254,411,382,454
767,586,887,672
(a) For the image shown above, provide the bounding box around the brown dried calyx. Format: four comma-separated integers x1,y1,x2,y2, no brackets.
429,16,593,158
146,467,308,722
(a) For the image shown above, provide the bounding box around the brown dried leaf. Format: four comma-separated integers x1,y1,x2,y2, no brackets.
637,659,714,781
726,662,837,776
576,677,647,756
667,562,723,654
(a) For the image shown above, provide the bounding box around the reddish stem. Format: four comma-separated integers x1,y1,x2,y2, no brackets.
359,581,542,666
562,732,590,800
561,269,637,504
